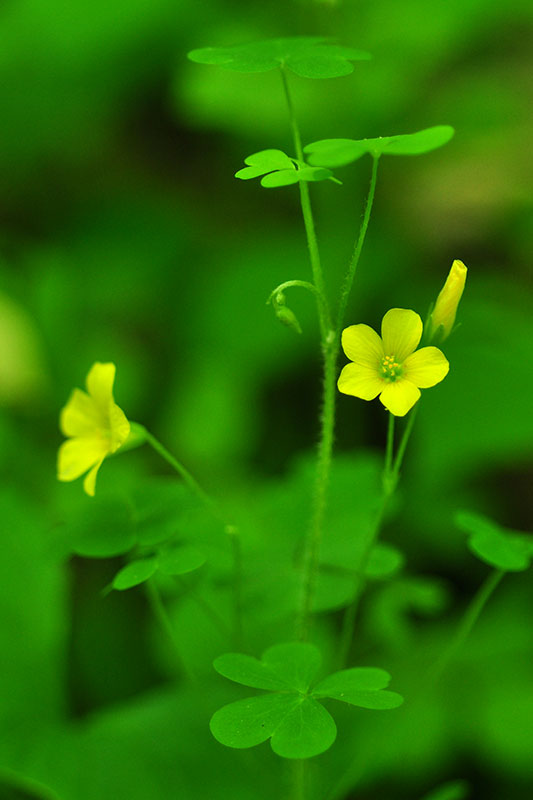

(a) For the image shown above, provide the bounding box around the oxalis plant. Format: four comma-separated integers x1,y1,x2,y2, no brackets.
56,36,533,800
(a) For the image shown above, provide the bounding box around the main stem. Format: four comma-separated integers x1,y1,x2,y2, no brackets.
280,67,336,641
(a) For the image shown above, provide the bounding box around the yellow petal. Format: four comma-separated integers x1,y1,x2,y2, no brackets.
86,362,117,413
57,437,108,482
381,309,422,362
83,458,105,497
338,363,385,400
403,346,449,388
429,260,467,342
59,388,103,437
379,380,420,416
341,324,384,367
108,403,131,452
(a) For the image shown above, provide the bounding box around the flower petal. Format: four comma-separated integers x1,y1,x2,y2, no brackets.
381,309,422,362
86,362,117,413
83,458,105,497
341,324,384,367
379,380,420,417
60,388,103,437
109,404,131,452
403,346,449,388
57,437,108,482
338,363,385,400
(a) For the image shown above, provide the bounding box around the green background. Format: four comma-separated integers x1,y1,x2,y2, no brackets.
0,0,532,798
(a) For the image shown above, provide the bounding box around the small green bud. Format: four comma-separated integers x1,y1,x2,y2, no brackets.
274,305,302,334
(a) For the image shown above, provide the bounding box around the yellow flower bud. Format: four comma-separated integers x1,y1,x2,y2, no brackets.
428,260,467,344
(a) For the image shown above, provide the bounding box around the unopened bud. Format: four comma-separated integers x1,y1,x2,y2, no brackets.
275,305,302,334
427,260,467,344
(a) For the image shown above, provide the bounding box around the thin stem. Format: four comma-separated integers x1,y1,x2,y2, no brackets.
143,427,244,649
267,278,328,321
428,568,505,685
280,67,331,337
338,408,417,666
177,575,231,638
335,155,380,336
297,341,338,640
143,428,214,509
145,578,196,682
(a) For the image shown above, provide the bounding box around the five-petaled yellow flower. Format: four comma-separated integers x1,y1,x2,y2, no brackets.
57,362,131,496
338,308,449,416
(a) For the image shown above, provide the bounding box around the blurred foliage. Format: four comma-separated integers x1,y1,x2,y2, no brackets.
0,0,532,798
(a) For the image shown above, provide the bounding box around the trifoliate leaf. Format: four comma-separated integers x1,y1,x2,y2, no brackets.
157,544,206,575
70,495,135,557
455,510,533,571
235,150,337,188
420,780,469,800
365,542,405,579
112,557,158,590
312,667,403,709
188,38,371,79
305,126,455,166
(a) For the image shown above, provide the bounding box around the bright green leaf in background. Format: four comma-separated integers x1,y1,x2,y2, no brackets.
210,642,402,758
235,149,338,188
112,557,158,591
188,38,371,79
455,510,533,571
305,125,455,167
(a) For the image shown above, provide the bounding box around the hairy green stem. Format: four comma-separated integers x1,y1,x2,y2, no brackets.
335,155,380,336
428,568,505,685
267,278,328,322
338,408,417,666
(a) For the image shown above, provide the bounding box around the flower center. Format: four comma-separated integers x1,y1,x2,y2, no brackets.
380,354,403,382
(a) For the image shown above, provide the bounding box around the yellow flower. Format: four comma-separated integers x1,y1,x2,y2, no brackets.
57,362,131,496
428,259,467,343
338,308,449,416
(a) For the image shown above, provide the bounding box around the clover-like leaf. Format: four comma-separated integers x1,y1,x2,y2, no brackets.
211,642,402,758
188,38,371,80
235,149,338,188
420,780,469,800
112,557,158,590
312,667,404,709
455,510,533,572
305,126,455,167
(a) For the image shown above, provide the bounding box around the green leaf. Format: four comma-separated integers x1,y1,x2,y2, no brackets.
305,126,455,166
157,544,206,575
213,653,294,692
365,542,405,579
420,780,469,800
131,480,198,547
312,667,404,709
70,495,135,557
244,149,295,172
270,697,336,758
188,38,371,80
210,693,301,749
112,557,158,590
455,510,532,571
